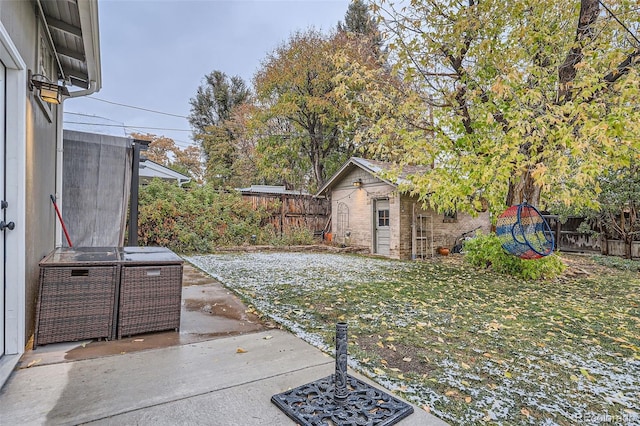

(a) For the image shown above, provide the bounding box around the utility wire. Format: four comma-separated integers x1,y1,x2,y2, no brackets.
82,97,189,118
64,121,192,132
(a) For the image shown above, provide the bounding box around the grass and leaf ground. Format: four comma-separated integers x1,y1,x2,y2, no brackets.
186,252,640,425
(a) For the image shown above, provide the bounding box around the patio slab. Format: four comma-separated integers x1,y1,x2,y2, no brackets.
2,261,448,425
0,330,447,425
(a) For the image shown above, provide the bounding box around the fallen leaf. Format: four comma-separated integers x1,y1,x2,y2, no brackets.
521,408,530,417
402,357,412,362
465,396,472,403
504,371,512,378
236,347,248,353
461,362,471,370
27,359,41,368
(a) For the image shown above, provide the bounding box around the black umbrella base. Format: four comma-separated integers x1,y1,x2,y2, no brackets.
271,373,414,426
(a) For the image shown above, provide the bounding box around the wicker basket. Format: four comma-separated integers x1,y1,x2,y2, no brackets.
117,264,183,338
34,265,119,347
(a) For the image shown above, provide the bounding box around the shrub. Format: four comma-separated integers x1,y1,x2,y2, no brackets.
137,179,275,253
463,232,565,280
591,255,640,272
269,226,315,246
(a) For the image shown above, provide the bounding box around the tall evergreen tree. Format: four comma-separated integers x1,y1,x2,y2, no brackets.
338,0,383,52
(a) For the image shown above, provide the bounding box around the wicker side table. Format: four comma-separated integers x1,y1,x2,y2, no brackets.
35,247,120,347
117,247,183,338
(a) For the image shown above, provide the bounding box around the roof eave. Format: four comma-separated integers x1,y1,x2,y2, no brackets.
69,0,101,97
315,157,399,197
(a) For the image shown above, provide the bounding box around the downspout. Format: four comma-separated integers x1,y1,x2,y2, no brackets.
55,106,64,247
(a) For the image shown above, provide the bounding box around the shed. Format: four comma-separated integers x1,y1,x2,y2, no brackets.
317,157,491,259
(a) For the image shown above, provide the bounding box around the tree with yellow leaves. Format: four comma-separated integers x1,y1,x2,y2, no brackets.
349,0,639,215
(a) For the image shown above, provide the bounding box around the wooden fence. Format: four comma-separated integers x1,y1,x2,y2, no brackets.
545,215,639,259
241,192,330,236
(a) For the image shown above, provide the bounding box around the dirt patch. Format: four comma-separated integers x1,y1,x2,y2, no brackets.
355,335,434,376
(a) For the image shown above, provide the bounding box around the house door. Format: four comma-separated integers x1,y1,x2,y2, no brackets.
375,199,390,256
0,60,5,357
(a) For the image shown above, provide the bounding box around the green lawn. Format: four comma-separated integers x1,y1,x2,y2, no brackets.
186,252,640,425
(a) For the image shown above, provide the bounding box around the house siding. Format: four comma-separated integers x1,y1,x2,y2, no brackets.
2,0,61,344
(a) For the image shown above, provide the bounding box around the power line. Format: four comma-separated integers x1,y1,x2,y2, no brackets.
64,121,192,132
83,97,189,118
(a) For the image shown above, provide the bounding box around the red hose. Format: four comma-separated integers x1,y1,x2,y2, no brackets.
50,195,72,247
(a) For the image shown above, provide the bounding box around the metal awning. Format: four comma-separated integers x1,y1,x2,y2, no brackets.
37,0,101,94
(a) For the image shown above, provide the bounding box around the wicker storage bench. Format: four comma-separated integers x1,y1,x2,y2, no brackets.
117,247,183,338
35,247,120,347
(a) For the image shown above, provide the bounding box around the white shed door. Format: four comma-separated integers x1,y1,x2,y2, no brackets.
375,199,390,256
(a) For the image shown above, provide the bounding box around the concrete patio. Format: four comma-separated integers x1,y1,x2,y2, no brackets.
0,264,447,425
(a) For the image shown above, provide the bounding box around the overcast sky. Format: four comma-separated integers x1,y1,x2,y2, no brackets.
65,0,351,148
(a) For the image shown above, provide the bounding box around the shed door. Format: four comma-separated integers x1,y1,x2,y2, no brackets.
375,199,390,256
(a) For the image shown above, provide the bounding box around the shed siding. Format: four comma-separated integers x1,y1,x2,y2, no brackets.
400,195,491,259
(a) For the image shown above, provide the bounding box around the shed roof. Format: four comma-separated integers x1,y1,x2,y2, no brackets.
316,157,429,196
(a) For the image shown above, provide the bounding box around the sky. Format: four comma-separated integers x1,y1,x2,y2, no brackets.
64,0,351,149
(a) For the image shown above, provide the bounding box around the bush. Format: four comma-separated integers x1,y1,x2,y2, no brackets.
463,232,565,280
269,226,315,246
137,179,275,253
591,255,640,272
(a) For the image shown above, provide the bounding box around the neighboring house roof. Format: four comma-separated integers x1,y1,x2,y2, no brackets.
38,0,101,94
237,185,312,196
139,160,191,186
316,157,429,196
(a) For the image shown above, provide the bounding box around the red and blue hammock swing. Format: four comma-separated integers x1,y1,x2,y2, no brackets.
496,202,555,259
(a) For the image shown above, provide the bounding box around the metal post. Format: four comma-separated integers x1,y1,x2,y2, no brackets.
128,139,150,246
334,322,349,404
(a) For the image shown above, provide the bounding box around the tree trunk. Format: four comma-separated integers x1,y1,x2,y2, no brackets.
506,169,542,207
